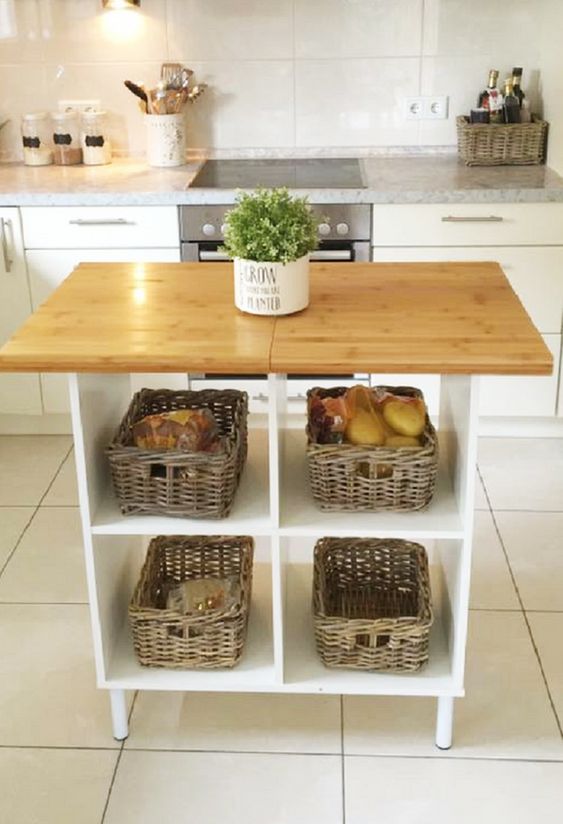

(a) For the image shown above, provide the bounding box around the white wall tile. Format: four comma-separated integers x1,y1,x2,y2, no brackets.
296,58,420,146
295,0,423,59
423,0,542,62
0,0,46,63
43,0,168,64
0,63,47,161
44,61,162,155
182,61,295,149
167,0,294,61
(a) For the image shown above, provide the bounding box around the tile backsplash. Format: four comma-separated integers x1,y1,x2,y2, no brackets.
0,0,549,160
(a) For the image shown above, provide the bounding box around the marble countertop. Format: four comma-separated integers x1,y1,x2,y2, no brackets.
1,156,562,206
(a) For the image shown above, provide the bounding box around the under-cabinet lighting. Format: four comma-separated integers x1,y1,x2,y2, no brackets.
102,0,140,9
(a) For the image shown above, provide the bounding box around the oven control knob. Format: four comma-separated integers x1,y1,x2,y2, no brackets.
318,222,331,236
202,223,216,237
336,222,350,236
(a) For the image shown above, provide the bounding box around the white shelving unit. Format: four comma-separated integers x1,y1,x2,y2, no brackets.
68,370,479,749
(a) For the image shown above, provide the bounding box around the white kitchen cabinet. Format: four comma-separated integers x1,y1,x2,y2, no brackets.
26,247,180,414
22,206,179,249
0,208,42,415
21,203,181,416
372,203,563,247
371,206,563,419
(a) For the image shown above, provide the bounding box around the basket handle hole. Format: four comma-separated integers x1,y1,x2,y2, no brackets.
356,462,394,480
358,633,390,649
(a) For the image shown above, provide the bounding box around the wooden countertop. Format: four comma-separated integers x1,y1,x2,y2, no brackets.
0,261,552,375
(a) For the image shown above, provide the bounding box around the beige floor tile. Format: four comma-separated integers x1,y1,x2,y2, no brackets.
127,691,341,754
343,611,563,759
105,750,342,824
474,470,488,510
42,450,79,506
0,604,120,747
528,612,563,728
478,437,563,511
470,510,519,610
0,507,34,569
496,511,563,610
0,507,87,603
0,747,118,824
345,756,563,824
0,436,72,506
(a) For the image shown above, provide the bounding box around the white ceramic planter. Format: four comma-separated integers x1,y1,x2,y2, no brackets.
234,254,310,316
145,113,186,167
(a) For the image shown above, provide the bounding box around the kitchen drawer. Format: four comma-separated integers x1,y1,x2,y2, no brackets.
479,334,560,417
371,246,563,334
21,206,180,249
189,374,370,416
372,203,563,247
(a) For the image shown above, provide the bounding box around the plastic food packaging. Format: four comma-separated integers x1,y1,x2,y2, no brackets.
166,577,241,615
131,408,224,452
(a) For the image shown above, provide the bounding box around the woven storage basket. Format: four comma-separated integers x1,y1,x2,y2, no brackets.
129,535,254,669
306,386,438,512
456,115,548,166
313,537,433,672
107,388,248,519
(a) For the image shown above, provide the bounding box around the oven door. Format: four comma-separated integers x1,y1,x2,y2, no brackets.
180,240,370,263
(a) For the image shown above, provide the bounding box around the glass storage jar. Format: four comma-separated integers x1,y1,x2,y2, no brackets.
51,110,82,166
21,112,53,166
81,110,112,166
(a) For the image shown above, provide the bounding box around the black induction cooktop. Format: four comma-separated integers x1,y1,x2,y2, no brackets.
189,158,366,189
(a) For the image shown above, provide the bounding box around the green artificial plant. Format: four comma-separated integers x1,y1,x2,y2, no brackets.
222,187,318,264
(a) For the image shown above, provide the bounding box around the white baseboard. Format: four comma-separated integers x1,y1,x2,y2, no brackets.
0,413,72,435
1,412,562,439
478,416,563,438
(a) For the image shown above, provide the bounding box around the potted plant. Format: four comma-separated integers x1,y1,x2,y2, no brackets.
222,187,318,316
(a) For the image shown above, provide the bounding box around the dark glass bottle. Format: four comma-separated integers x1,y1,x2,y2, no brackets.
478,69,503,123
512,67,525,107
503,79,521,123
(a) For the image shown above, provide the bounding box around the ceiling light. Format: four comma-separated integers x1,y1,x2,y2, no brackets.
102,0,140,9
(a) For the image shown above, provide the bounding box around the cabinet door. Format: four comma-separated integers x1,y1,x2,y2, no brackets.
26,248,180,413
0,208,42,414
371,245,563,334
480,334,560,417
371,246,562,416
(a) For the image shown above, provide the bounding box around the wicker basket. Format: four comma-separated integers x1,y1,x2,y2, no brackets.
456,115,548,166
313,537,433,672
107,388,248,519
129,535,254,669
306,386,438,512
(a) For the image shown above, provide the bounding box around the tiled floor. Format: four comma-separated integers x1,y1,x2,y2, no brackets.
0,434,562,822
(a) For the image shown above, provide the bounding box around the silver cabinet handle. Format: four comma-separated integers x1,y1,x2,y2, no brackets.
310,249,353,261
441,215,504,223
68,218,136,226
199,250,230,262
1,218,13,272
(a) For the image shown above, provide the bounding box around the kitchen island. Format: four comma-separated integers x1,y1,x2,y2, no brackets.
0,261,552,749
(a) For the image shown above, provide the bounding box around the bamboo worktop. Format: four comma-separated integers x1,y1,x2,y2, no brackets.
0,261,553,375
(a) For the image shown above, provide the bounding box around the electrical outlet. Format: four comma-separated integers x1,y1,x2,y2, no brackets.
423,96,449,120
404,97,424,120
58,99,101,114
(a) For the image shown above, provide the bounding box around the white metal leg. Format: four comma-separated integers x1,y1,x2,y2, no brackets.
435,696,454,749
110,689,129,741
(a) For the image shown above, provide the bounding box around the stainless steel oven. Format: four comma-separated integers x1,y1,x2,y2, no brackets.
180,204,371,263
179,203,372,410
